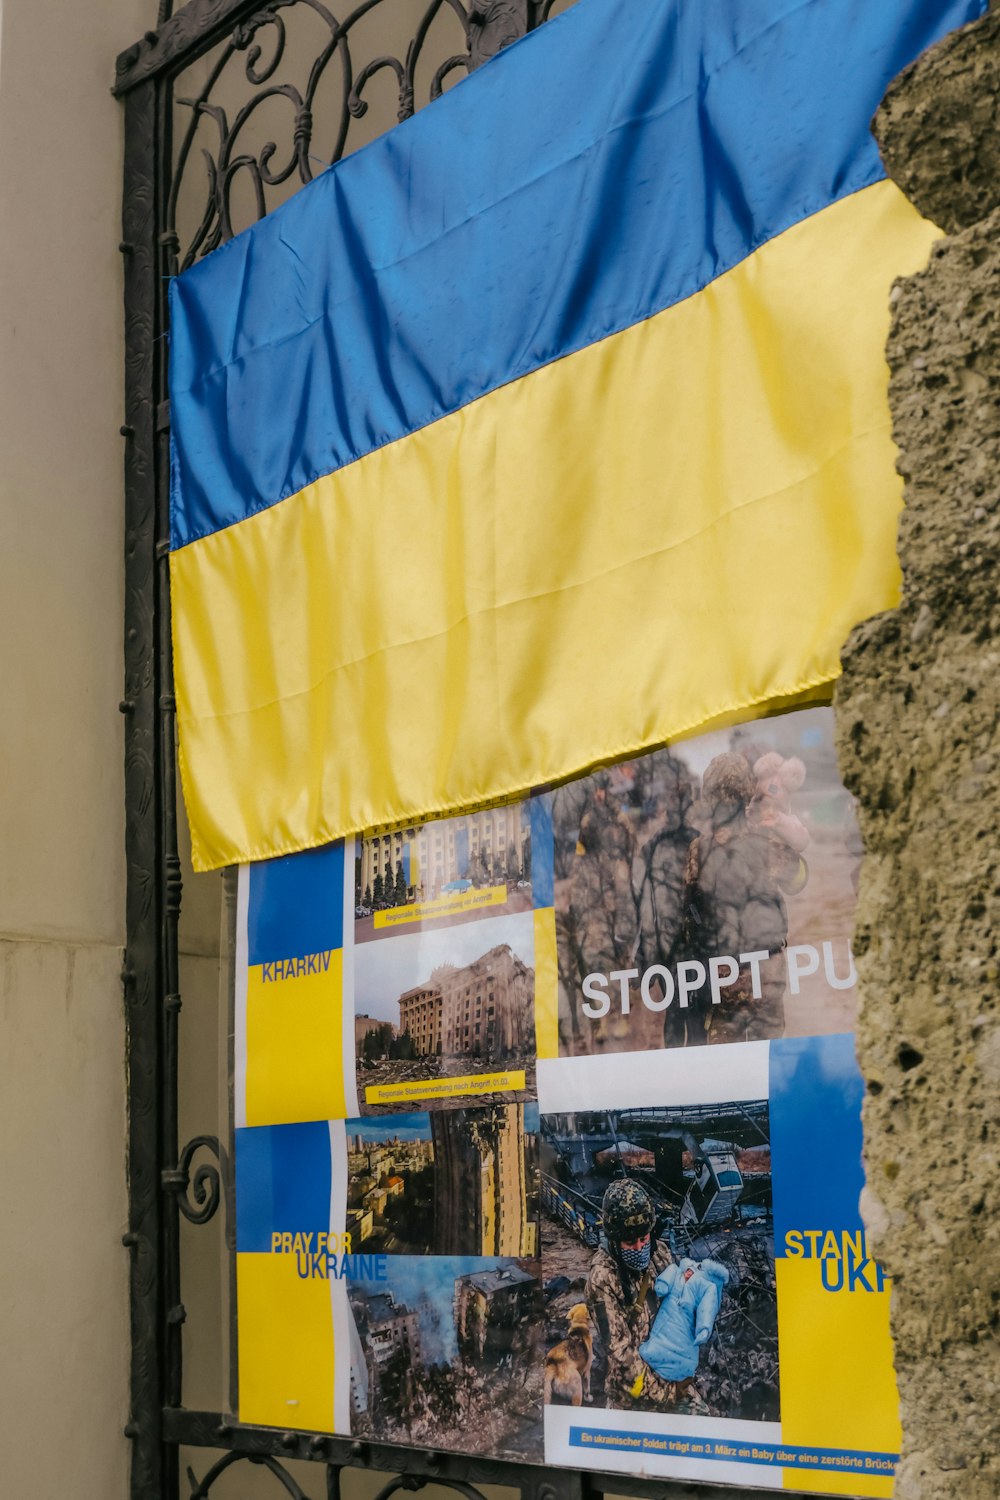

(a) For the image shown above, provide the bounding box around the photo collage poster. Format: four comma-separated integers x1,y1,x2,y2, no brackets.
232,706,900,1494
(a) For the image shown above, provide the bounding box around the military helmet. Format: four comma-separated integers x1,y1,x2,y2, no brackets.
602,1179,655,1244
701,751,756,811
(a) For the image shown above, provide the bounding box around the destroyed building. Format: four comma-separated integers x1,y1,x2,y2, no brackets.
431,1105,532,1256
398,944,534,1058
361,1290,422,1372
453,1263,539,1362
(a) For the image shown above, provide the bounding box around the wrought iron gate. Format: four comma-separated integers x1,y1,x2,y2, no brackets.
115,4,781,1497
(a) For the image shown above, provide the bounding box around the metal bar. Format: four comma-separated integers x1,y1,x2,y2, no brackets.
113,0,524,96
121,75,168,1500
162,1411,791,1499
222,866,240,1417
155,68,185,1445
166,1408,562,1485
114,0,268,96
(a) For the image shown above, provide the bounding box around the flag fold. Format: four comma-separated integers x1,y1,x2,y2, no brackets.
169,0,983,870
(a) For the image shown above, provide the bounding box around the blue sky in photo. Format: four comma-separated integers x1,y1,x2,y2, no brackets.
347,1112,430,1143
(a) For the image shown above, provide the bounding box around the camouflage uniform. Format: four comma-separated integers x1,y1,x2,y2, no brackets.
572,793,638,963
681,753,797,1044
635,826,695,1048
558,786,639,1049
587,1240,676,1407
587,1180,676,1409
624,751,697,1047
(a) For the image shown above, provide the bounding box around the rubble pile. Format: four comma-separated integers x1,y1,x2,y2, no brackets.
702,1232,779,1421
356,1335,544,1461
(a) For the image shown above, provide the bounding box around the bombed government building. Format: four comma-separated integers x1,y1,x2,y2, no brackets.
399,944,534,1059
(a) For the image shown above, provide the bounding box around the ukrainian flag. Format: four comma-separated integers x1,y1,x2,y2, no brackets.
169,0,983,870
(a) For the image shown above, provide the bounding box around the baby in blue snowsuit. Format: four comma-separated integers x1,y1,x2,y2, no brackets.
638,1257,729,1382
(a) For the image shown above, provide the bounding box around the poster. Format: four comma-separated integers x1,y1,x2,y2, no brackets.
232,706,900,1493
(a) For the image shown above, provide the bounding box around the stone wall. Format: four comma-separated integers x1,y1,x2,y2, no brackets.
834,10,1000,1497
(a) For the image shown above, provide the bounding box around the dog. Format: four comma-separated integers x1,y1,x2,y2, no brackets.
544,1303,595,1406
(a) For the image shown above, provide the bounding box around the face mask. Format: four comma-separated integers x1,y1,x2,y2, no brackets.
620,1240,652,1272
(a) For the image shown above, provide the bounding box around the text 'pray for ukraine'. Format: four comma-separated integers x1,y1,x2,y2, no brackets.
268,1231,388,1282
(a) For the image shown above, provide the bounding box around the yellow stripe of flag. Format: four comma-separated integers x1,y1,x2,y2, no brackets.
173,181,935,870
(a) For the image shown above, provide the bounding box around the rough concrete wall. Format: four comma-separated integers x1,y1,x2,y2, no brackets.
834,10,1000,1498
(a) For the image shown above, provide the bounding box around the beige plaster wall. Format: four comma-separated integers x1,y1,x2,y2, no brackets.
0,0,146,1493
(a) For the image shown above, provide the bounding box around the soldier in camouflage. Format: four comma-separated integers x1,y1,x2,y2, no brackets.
555,773,639,1052
586,1180,675,1408
681,751,800,1044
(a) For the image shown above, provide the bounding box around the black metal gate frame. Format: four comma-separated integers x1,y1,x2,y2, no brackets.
116,3,794,1497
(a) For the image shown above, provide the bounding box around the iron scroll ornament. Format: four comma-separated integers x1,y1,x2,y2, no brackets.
162,1133,225,1224
157,0,564,270
186,1459,495,1500
187,1451,314,1498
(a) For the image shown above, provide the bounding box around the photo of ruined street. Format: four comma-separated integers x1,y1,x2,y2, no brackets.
353,912,537,1115
348,1257,544,1460
540,1101,779,1421
343,1105,540,1257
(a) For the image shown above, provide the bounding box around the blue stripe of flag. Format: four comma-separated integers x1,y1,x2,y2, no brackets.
169,0,983,550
